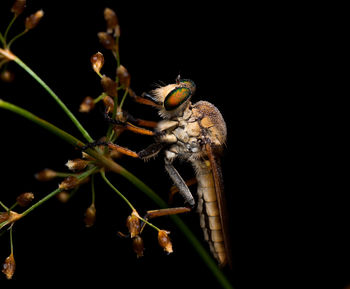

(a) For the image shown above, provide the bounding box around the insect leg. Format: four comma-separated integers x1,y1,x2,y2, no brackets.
140,207,191,233
169,177,197,204
164,155,195,207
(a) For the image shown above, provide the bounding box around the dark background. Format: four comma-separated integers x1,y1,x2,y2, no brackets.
0,1,346,288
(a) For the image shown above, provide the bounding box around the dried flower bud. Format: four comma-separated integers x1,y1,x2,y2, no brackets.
25,9,44,30
97,32,115,50
58,176,79,190
2,253,15,280
84,203,96,228
91,52,104,74
0,211,22,229
158,230,173,254
102,95,114,113
35,168,57,181
0,212,10,223
16,192,34,207
126,211,141,238
132,235,144,258
104,8,118,34
79,96,95,113
56,191,70,203
0,70,15,82
11,0,26,16
101,75,118,97
65,159,89,171
116,65,131,88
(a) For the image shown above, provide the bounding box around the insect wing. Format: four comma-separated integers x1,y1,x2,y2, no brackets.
205,143,232,268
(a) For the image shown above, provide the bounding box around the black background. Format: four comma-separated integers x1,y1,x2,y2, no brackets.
0,1,347,288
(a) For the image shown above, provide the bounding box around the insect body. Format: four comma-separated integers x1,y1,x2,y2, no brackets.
139,78,231,267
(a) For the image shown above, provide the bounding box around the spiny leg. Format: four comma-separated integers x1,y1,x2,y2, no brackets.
164,157,195,208
169,177,197,204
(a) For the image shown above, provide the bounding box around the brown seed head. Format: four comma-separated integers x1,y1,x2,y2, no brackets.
0,212,10,224
58,176,79,190
79,96,95,113
56,191,70,203
101,75,118,97
102,95,114,113
16,192,34,207
0,211,22,230
2,253,15,280
158,230,173,254
65,158,89,171
0,70,15,82
11,0,26,16
132,235,144,258
35,168,57,181
104,8,118,34
90,52,104,74
97,32,115,50
116,65,131,88
25,9,44,30
84,203,96,228
126,211,141,238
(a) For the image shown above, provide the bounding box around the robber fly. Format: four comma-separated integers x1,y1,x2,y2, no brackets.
137,76,231,267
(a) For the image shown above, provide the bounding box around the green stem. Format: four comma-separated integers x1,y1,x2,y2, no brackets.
0,32,5,46
21,167,98,218
93,92,107,104
118,88,129,111
100,170,135,211
3,15,18,44
12,56,94,143
7,29,28,49
10,226,14,255
0,200,9,211
91,174,96,204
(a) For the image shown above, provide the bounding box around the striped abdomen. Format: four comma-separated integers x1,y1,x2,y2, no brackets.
194,159,227,266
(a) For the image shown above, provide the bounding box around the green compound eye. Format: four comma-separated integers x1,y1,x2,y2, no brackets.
164,87,192,111
179,79,196,94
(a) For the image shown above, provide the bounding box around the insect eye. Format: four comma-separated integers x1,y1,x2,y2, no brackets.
179,79,196,94
164,87,192,111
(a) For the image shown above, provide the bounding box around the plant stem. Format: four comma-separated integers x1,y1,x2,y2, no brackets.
7,29,28,49
91,174,96,204
3,15,18,44
100,170,135,211
21,167,98,218
12,55,94,143
0,32,5,46
9,226,14,255
0,200,9,211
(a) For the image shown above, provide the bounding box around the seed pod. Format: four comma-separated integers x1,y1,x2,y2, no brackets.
35,168,57,181
65,159,89,171
97,32,115,50
11,0,26,16
16,192,34,207
132,235,144,258
104,8,118,34
25,10,44,30
0,212,10,223
158,230,173,254
84,203,96,228
90,52,104,74
79,96,95,113
2,253,15,280
56,191,70,203
0,70,15,82
126,211,140,238
101,75,118,97
58,176,79,190
116,65,131,88
102,95,114,113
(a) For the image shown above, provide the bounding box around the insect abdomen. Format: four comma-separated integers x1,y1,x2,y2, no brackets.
195,159,227,266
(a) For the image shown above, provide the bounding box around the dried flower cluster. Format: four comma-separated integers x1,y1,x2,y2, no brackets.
0,1,179,280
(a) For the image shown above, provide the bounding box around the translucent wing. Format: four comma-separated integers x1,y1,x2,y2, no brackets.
205,143,232,268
